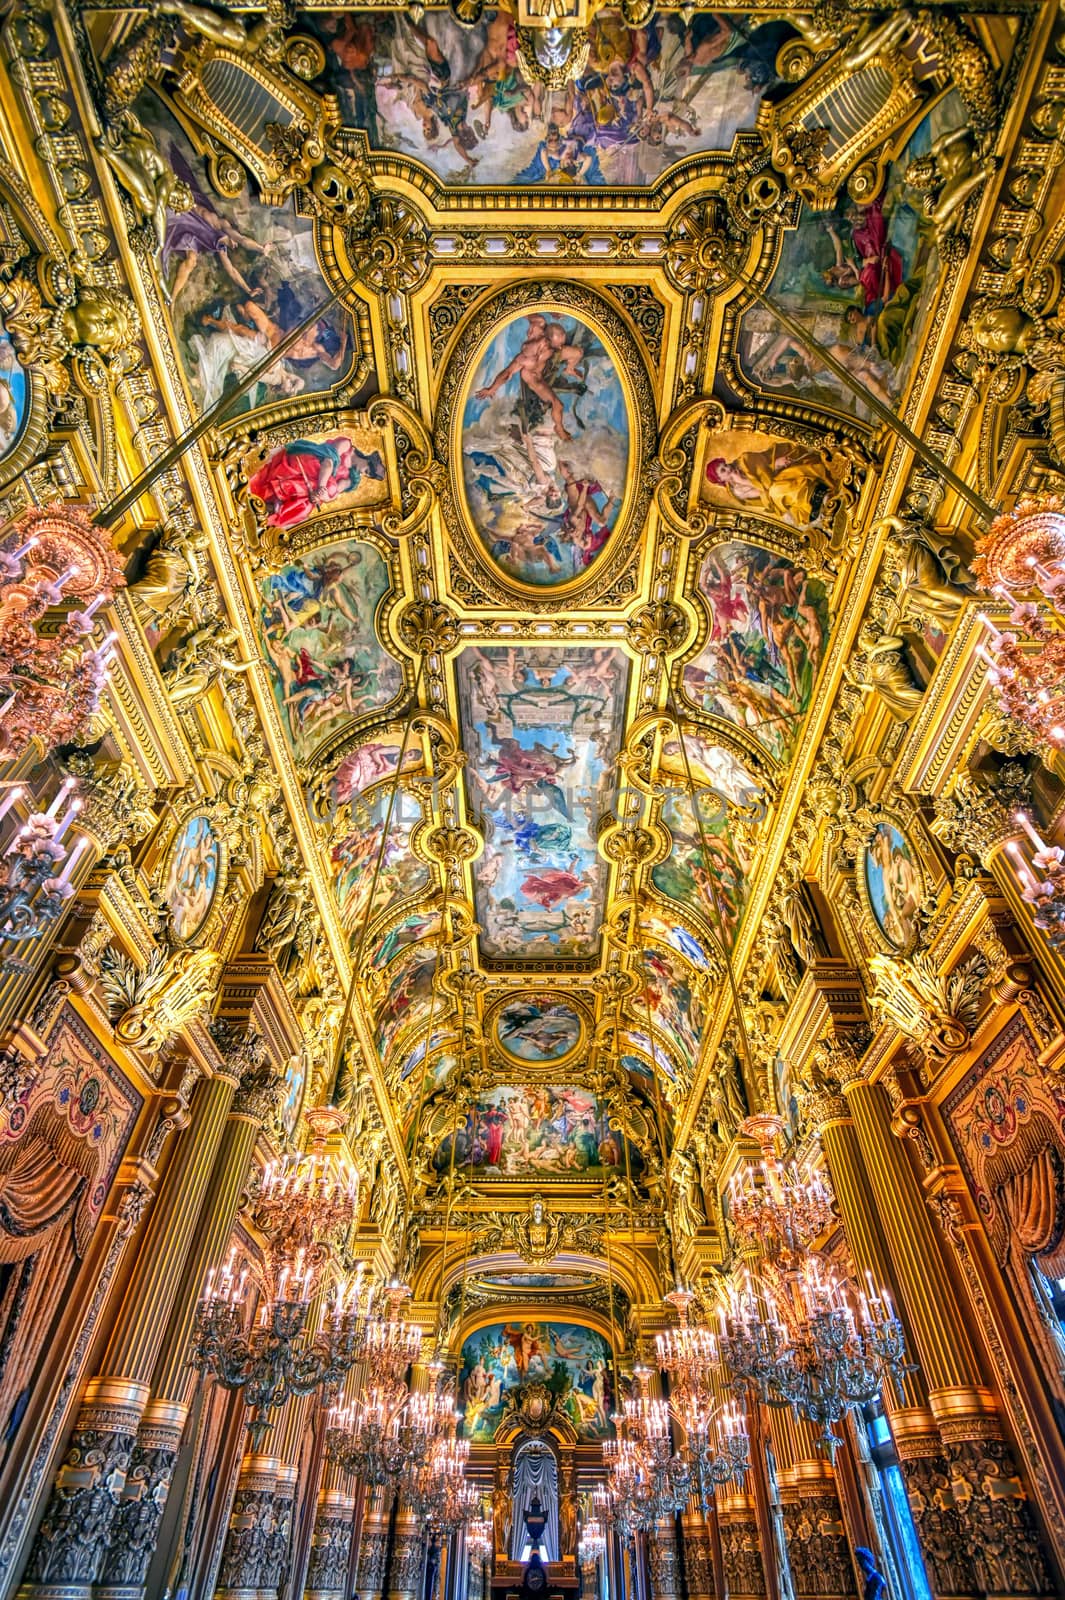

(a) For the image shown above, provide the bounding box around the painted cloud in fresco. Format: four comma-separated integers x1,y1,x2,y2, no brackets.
301,10,795,189
457,645,629,961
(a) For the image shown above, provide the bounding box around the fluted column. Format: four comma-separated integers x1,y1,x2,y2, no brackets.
18,1068,238,1600
847,1077,1054,1599
355,1489,391,1600
99,1049,278,1600
808,1070,970,1600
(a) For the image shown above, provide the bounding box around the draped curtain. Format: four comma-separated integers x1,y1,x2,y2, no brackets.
0,1114,95,1263
509,1440,560,1563
981,1109,1065,1277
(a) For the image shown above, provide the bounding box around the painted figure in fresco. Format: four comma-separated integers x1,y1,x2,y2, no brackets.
460,1321,615,1443
475,313,589,443
162,144,264,304
738,95,972,417
868,823,921,949
464,312,626,586
303,8,798,189
683,544,829,764
249,436,386,528
704,440,836,529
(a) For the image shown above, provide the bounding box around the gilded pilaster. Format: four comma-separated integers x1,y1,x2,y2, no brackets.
100,1045,280,1597
846,1077,1054,1599
680,1504,715,1600
18,1069,236,1600
354,1490,390,1600
718,1491,766,1600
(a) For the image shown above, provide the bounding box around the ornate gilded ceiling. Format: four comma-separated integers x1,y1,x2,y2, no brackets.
63,1,1035,1210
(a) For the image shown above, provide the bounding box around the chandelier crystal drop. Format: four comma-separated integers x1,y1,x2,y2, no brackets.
719,1260,911,1455
0,505,123,762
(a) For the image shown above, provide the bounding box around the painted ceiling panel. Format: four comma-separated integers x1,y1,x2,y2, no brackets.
298,10,798,188
457,645,630,963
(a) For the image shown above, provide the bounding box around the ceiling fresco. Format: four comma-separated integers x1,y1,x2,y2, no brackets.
72,0,1029,1234
457,644,630,963
300,10,797,189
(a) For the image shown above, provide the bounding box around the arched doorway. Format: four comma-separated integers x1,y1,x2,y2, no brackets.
510,1436,560,1563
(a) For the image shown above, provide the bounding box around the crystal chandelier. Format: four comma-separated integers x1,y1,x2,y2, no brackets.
192,1148,361,1443
0,504,123,761
327,1383,411,1489
727,1116,835,1259
656,1288,750,1513
411,1431,476,1534
467,1516,492,1564
971,496,1065,749
1007,813,1065,950
579,1516,606,1563
0,778,90,973
602,1381,690,1537
719,1260,910,1455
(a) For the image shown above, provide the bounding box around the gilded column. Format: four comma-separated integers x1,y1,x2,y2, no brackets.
97,1039,279,1599
803,1052,967,1600
770,1412,856,1600
717,1490,766,1600
354,1489,391,1600
386,1501,427,1600
648,1515,680,1600
847,1077,1054,1597
18,1068,237,1600
680,1503,715,1600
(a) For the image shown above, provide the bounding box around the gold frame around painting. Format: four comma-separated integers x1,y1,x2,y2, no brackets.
433,278,657,609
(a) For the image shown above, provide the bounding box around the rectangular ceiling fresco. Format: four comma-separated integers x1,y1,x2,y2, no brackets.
456,645,629,962
300,10,795,187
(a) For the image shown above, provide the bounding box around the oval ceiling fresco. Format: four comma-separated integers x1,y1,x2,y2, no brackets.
459,306,630,590
492,999,584,1064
